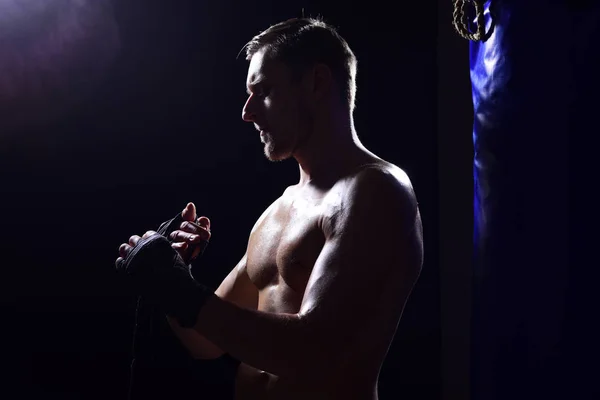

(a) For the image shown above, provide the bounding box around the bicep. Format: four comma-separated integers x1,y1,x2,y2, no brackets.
215,253,259,310
298,233,402,327
298,169,423,342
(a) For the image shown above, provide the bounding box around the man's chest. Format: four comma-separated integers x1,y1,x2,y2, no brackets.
245,188,340,299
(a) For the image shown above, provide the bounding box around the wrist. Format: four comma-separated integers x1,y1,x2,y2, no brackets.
120,234,213,328
167,277,214,328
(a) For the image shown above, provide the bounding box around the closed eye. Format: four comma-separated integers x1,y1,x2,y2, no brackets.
247,82,271,98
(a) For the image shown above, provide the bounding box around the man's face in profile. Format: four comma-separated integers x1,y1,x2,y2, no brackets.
242,49,311,162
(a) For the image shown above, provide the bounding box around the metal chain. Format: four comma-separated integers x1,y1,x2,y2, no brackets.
452,0,489,41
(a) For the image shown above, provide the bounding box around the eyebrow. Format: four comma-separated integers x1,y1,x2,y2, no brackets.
246,78,265,95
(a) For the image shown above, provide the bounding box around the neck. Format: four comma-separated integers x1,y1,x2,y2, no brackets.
294,112,371,188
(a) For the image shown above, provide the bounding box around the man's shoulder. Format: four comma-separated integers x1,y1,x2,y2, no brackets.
349,162,416,205
338,162,419,230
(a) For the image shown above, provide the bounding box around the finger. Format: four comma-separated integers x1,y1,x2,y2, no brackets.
171,241,188,252
181,202,197,222
172,241,188,249
171,241,191,262
142,230,157,239
197,216,210,231
115,257,124,270
177,225,210,242
169,230,206,244
128,235,141,247
119,243,131,258
179,221,211,239
190,244,205,261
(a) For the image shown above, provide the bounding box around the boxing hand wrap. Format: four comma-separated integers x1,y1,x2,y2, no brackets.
117,234,213,328
157,212,209,264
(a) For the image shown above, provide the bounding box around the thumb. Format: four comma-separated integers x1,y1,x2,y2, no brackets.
197,216,210,231
181,202,197,222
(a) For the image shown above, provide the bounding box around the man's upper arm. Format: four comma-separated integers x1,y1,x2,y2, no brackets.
298,167,423,355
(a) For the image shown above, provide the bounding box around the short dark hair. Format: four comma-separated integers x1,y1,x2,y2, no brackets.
243,17,358,112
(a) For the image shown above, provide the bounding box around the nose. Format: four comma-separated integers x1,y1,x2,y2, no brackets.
241,95,256,123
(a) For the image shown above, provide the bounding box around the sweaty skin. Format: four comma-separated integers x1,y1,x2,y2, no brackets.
160,31,423,400
170,159,423,400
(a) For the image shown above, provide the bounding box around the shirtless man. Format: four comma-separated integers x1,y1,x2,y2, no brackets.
116,18,423,400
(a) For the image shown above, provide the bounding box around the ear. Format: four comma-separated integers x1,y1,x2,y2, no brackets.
310,63,333,101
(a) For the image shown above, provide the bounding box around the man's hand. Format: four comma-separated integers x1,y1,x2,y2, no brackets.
171,202,211,264
115,228,213,328
116,230,158,265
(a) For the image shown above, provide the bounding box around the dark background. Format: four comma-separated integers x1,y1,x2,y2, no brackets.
1,1,473,399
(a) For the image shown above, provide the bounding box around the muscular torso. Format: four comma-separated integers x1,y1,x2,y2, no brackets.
235,161,417,400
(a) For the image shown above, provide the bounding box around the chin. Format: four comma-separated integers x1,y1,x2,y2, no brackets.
264,142,293,162
264,147,292,162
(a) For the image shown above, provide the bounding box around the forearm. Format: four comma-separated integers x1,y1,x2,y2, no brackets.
167,316,225,359
116,233,335,375
192,295,335,378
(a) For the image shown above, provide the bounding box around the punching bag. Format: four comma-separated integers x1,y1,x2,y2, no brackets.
468,1,599,399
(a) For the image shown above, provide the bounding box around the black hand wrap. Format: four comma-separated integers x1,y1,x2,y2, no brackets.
117,215,212,328
157,212,209,264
